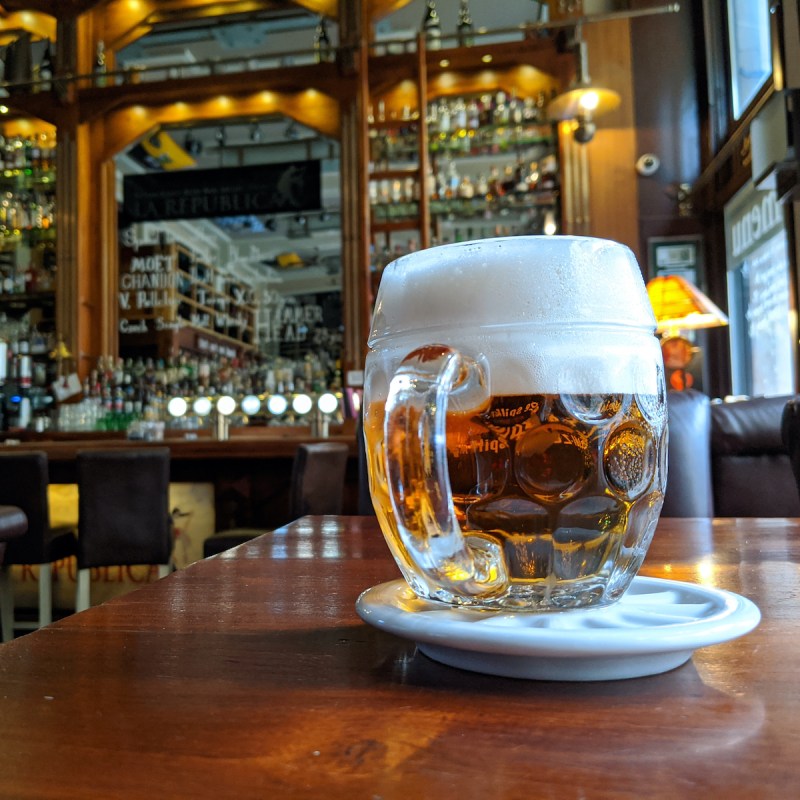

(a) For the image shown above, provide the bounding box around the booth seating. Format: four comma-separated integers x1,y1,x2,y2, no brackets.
203,442,350,557
0,452,78,641
780,398,800,505
75,448,173,612
662,391,714,517
663,391,800,517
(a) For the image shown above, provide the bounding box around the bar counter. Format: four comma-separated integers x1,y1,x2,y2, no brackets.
0,425,357,466
0,515,797,798
0,427,360,527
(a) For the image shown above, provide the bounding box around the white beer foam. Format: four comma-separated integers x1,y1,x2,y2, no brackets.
368,237,661,396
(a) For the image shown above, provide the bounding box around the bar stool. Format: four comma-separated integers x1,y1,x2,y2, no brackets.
75,448,173,612
0,451,78,642
203,442,350,557
0,506,27,564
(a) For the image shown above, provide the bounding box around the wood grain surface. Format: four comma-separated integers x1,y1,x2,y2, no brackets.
0,515,796,799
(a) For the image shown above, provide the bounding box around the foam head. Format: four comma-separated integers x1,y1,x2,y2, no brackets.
367,236,661,397
369,236,655,345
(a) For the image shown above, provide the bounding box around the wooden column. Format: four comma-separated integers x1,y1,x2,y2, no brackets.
338,0,372,376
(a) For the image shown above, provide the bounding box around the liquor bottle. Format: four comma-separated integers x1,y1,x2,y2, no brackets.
421,1,442,50
467,98,481,130
313,17,334,64
94,41,107,87
457,0,474,47
458,174,475,199
437,97,451,134
452,97,468,131
38,41,53,92
494,91,510,125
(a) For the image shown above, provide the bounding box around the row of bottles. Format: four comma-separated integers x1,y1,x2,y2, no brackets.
369,206,559,296
0,188,56,241
58,351,346,433
0,132,57,289
0,318,58,432
369,89,551,129
428,91,551,134
0,133,57,177
369,93,554,168
369,153,559,224
0,238,57,295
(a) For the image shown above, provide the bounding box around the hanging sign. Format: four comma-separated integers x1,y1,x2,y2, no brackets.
122,161,321,222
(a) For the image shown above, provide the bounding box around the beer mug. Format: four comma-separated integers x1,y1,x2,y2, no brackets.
363,236,667,612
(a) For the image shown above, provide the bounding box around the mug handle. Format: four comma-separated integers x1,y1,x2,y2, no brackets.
384,345,508,598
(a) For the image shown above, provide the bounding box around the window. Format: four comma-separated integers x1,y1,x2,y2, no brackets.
727,0,772,119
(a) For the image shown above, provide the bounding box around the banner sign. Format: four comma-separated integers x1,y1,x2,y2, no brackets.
122,161,321,222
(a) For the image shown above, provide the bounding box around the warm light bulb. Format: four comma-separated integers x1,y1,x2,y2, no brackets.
193,397,213,416
317,392,339,415
578,91,600,112
167,397,188,417
216,395,236,416
543,210,557,236
267,394,288,416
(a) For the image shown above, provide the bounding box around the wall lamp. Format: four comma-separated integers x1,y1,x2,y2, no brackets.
546,24,620,144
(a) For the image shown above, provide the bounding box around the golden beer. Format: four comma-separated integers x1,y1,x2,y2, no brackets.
365,390,665,610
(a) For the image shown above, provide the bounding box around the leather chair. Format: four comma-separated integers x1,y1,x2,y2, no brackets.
710,394,800,517
203,442,350,557
0,452,78,642
781,397,800,505
662,390,714,517
75,448,173,612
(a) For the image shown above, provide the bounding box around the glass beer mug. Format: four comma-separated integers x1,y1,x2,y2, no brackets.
363,236,667,612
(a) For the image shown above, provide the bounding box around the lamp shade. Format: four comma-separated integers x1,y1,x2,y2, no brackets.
547,83,621,121
546,35,621,138
646,275,729,334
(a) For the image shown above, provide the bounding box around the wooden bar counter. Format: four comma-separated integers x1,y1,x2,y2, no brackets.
0,515,797,798
0,426,360,528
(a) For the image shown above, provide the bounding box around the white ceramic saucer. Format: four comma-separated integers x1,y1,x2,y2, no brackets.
355,576,761,681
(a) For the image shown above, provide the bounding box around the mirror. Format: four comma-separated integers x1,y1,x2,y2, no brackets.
111,10,344,402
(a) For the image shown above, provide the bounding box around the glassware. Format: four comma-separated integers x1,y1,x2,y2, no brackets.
363,236,667,612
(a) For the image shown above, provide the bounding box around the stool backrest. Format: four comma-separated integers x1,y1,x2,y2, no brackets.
0,451,52,562
289,443,349,518
77,448,172,569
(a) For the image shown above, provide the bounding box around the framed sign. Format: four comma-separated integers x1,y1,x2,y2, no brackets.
647,235,704,285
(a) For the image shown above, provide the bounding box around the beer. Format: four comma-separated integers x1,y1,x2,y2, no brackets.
364,236,667,611
364,390,665,610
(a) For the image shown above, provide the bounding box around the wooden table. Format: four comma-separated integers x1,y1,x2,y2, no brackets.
0,516,796,798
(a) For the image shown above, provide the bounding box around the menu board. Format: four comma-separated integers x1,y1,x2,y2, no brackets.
724,183,795,396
